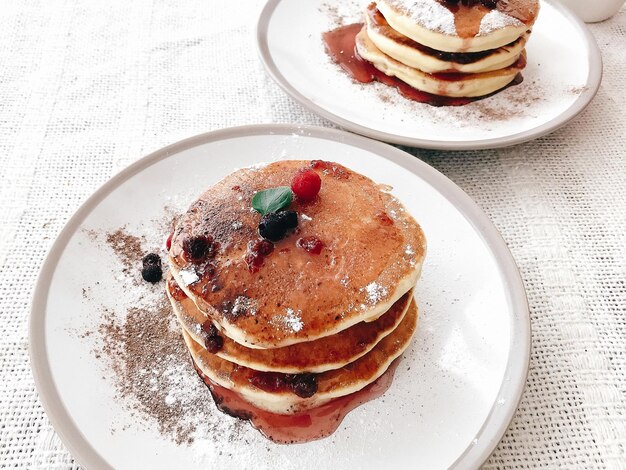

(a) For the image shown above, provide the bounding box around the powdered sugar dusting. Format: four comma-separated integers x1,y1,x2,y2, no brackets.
479,10,523,36
179,266,200,286
244,161,270,171
223,295,258,319
271,308,304,333
363,282,388,305
386,0,456,35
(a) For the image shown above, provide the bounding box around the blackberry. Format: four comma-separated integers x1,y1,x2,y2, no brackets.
183,235,216,263
258,211,298,242
204,335,224,354
141,264,162,283
249,372,285,393
201,320,224,354
141,253,162,283
142,253,161,266
288,374,318,398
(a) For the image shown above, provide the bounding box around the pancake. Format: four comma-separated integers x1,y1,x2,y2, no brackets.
376,0,539,53
169,160,426,349
356,27,525,98
365,3,529,74
167,273,413,373
182,298,419,415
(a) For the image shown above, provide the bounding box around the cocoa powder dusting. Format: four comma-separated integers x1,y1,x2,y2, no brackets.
319,1,361,27
319,3,344,27
106,228,146,277
86,224,248,447
95,291,249,445
99,298,192,443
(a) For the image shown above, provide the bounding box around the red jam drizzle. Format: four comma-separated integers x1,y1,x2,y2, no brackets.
296,236,324,255
322,23,522,107
168,277,188,301
193,358,401,444
310,160,351,179
244,239,275,273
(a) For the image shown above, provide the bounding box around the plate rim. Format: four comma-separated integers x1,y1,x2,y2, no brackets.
256,0,603,151
30,124,530,470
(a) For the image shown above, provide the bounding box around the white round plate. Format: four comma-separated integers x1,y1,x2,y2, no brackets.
257,0,602,150
31,125,529,469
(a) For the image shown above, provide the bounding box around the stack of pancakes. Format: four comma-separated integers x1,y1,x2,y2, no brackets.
166,160,426,415
357,0,540,98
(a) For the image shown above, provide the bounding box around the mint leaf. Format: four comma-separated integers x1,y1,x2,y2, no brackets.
252,186,293,215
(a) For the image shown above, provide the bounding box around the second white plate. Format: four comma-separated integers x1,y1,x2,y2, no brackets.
257,0,602,150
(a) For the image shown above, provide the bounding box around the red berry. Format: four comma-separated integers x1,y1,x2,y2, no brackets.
166,232,173,250
291,169,321,202
296,236,324,255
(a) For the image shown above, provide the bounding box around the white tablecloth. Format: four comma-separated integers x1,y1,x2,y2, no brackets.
1,1,624,468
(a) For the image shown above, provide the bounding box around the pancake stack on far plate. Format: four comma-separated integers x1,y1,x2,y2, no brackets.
166,160,426,419
356,0,540,97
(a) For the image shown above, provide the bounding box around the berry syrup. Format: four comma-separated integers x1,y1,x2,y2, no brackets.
193,358,401,444
322,23,522,107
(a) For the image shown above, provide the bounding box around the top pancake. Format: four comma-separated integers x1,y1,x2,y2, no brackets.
169,160,426,349
376,0,539,52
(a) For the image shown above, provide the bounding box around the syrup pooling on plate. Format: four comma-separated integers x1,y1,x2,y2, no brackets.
323,23,523,106
193,358,401,444
323,1,535,104
323,23,474,106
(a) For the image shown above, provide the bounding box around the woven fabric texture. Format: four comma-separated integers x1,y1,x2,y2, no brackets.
0,1,624,468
